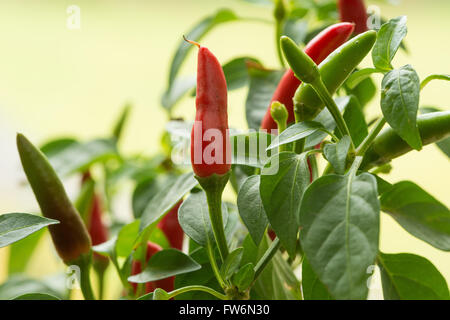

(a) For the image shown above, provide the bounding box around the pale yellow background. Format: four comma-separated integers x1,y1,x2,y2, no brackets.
0,0,448,298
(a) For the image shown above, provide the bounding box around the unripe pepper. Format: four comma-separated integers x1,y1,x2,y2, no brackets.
189,39,231,178
293,30,377,122
361,111,450,170
130,242,174,294
17,134,91,265
260,23,355,130
157,201,184,250
338,0,369,35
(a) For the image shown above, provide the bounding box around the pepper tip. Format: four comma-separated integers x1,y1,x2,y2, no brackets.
183,35,200,48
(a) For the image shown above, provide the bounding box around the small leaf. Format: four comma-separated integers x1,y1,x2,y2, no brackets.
245,66,284,130
299,159,380,299
232,263,255,292
381,65,422,150
112,103,132,142
267,121,326,150
0,213,58,248
128,249,201,283
302,258,332,300
260,152,311,257
380,181,450,251
237,175,268,246
12,292,60,300
372,16,408,71
140,173,197,232
178,191,228,247
220,247,244,280
378,252,450,300
323,136,352,175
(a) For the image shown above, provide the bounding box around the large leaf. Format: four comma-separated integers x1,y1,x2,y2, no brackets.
372,16,408,71
380,181,450,251
245,66,284,130
178,190,228,247
299,158,380,299
46,138,118,176
0,213,58,248
140,172,197,232
230,132,275,168
381,65,422,150
128,249,201,283
302,257,332,300
237,175,268,246
260,152,310,257
378,252,450,300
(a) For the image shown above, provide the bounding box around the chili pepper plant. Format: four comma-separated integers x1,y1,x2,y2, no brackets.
1,0,449,300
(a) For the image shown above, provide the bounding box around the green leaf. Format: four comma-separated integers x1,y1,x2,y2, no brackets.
372,16,408,71
239,0,272,5
128,249,201,283
140,173,198,232
0,274,68,300
232,263,255,292
237,175,268,246
260,152,310,257
346,68,382,89
230,164,255,194
47,139,119,176
420,107,450,157
420,74,450,90
302,257,332,300
380,181,450,251
74,177,95,223
283,19,308,45
162,76,196,111
267,121,326,150
152,288,170,300
162,9,238,110
323,136,352,175
337,96,368,147
378,252,450,300
0,213,58,248
381,65,422,150
112,103,132,142
220,247,244,280
230,132,275,168
178,190,228,247
12,293,60,300
40,138,78,158
245,66,284,130
299,159,380,299
223,57,261,91
8,228,45,275
347,77,377,109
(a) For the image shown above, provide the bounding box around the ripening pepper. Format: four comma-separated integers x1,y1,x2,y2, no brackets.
338,0,369,35
189,40,231,178
130,242,174,294
260,22,355,130
17,134,91,264
157,201,184,250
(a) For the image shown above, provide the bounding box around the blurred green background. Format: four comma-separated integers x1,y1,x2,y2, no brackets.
0,0,448,298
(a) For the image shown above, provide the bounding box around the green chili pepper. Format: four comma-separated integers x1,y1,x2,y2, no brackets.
280,36,320,84
361,111,450,170
17,134,91,264
294,30,377,121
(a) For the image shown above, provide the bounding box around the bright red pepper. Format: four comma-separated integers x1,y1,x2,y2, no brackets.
338,0,368,35
130,242,174,294
157,201,184,250
260,22,355,131
189,39,231,178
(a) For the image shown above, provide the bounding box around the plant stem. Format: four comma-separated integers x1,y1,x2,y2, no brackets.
275,21,286,68
356,117,387,156
310,78,355,150
197,173,230,262
168,285,229,300
253,237,281,282
206,242,227,289
74,253,96,300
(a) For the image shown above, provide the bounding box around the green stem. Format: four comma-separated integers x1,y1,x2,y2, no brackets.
356,117,386,156
74,253,96,300
196,173,230,262
206,242,227,289
168,285,229,300
253,237,281,282
275,21,286,68
311,78,355,150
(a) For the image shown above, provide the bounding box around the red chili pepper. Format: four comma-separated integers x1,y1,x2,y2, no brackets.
188,38,231,178
260,22,355,131
130,242,174,294
338,0,368,35
157,201,184,250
